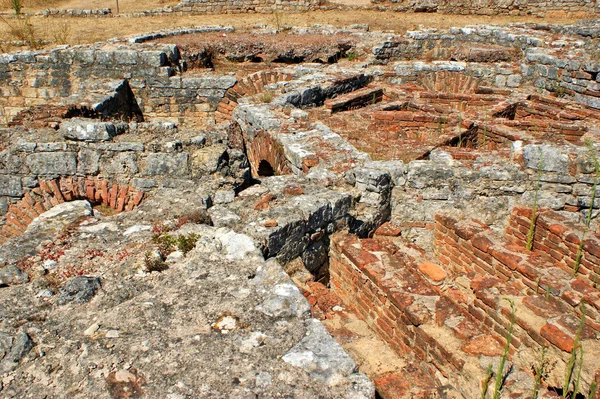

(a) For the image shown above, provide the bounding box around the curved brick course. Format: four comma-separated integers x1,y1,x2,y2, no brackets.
0,177,143,243
215,70,295,123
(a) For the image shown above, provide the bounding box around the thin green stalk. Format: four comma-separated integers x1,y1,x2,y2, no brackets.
493,298,516,399
573,344,584,398
574,140,600,273
563,302,586,396
589,381,598,399
531,347,547,399
482,364,493,399
482,107,488,147
527,148,544,251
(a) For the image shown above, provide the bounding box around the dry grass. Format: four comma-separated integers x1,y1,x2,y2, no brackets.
0,0,178,13
0,10,588,49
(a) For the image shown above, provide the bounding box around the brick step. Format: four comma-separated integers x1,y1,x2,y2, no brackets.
435,212,600,331
433,210,600,361
324,86,384,113
330,232,550,398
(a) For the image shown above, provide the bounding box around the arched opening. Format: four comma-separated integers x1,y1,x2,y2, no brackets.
257,160,275,177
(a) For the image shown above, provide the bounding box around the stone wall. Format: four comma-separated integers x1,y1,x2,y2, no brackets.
0,32,237,127
0,176,143,242
172,0,321,14
372,0,599,15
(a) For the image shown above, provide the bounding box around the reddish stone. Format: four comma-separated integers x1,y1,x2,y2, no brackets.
434,213,457,229
283,184,303,196
461,334,503,356
48,180,65,203
455,222,484,240
374,222,402,237
254,193,274,211
490,247,522,270
470,275,501,292
522,295,568,318
132,191,144,206
571,278,596,295
446,288,469,304
341,244,379,270
540,323,575,352
472,235,494,252
116,197,125,213
584,239,600,258
360,239,384,253
264,219,278,227
418,262,447,283
388,291,414,312
561,290,583,307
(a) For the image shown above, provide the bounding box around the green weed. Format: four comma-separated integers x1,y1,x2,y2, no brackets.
573,139,599,274
526,147,544,251
493,298,516,399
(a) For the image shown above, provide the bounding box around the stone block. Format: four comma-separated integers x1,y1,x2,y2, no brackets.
26,152,77,175
0,176,22,197
61,119,126,142
143,153,189,176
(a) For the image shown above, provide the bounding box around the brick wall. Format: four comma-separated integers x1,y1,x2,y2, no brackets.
330,213,600,395
506,206,600,289
433,211,600,352
215,70,295,124
0,176,143,243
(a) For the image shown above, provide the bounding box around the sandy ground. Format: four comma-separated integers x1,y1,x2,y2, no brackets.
0,0,592,51
0,10,589,51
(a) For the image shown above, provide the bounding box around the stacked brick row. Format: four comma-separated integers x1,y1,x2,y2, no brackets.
433,211,600,355
323,86,383,113
215,71,294,123
328,230,536,392
0,177,143,243
506,207,600,293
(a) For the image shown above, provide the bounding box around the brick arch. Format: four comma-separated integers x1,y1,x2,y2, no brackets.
421,71,479,94
246,130,292,178
215,70,295,123
0,176,144,243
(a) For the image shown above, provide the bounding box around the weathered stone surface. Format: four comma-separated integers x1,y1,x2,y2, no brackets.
26,152,77,175
143,153,189,176
61,119,126,142
0,265,29,286
0,175,22,197
58,276,101,304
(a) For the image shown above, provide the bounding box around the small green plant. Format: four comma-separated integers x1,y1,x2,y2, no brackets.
531,347,550,399
346,52,358,61
481,363,493,399
144,251,168,272
526,147,544,251
176,233,200,254
10,0,22,15
273,11,282,31
52,22,70,45
589,381,598,398
573,139,599,274
563,302,586,398
493,298,516,399
152,232,200,256
258,91,274,104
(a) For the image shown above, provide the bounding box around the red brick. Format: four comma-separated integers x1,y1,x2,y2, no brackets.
461,334,503,356
418,262,447,283
374,222,402,237
341,245,380,270
540,323,575,352
490,247,522,270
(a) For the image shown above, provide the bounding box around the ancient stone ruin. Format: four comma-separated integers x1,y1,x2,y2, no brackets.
2,9,600,399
